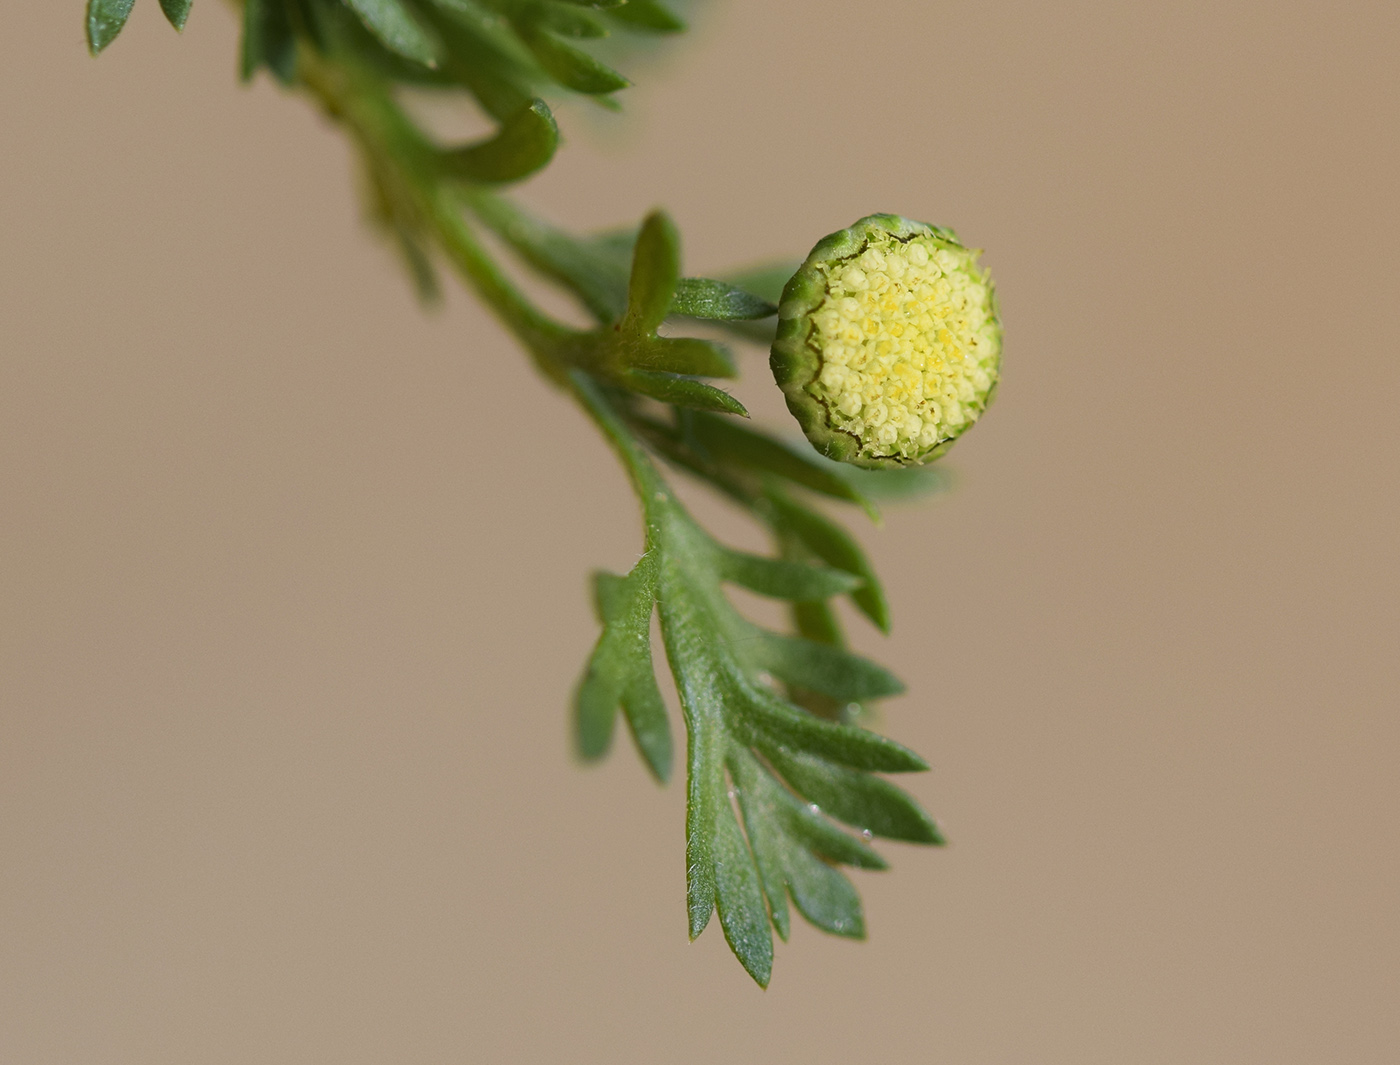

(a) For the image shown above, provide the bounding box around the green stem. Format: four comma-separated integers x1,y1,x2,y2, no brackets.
296,49,571,376
569,372,669,504
294,45,676,522
421,186,572,376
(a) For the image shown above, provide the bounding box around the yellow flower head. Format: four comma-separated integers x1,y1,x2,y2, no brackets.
771,215,1001,467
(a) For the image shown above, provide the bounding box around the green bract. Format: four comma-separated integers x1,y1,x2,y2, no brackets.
772,214,1002,468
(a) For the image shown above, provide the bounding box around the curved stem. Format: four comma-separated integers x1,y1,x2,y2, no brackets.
296,48,572,377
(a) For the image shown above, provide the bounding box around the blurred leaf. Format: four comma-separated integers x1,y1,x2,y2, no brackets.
816,453,959,502
518,23,629,93
343,0,442,66
609,0,685,32
442,98,558,183
241,0,297,83
533,0,608,37
86,0,135,54
465,191,633,321
159,0,193,31
686,412,872,511
717,551,860,602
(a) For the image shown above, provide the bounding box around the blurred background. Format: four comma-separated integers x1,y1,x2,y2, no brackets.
2,1,1397,1061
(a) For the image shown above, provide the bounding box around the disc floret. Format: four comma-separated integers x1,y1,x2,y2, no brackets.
771,215,1001,467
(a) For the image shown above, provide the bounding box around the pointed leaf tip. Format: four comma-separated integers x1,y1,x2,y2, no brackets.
619,370,747,417
670,278,776,321
86,0,136,54
343,0,442,67
610,0,685,32
522,26,630,94
159,0,193,32
625,210,681,333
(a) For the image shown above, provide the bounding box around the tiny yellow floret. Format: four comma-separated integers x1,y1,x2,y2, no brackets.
805,232,998,461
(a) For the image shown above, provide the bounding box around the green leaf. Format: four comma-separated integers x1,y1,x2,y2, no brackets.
241,0,297,83
729,754,791,941
767,489,889,631
729,747,875,942
685,413,872,510
743,689,927,773
762,746,945,844
608,0,685,32
624,211,681,334
806,452,958,502
782,841,865,938
732,749,886,869
570,375,938,982
670,278,776,321
792,598,842,646
618,371,747,417
621,336,735,378
574,558,671,781
465,192,633,322
747,631,905,702
159,0,194,32
86,0,136,55
717,551,861,602
533,0,608,37
442,98,558,183
389,225,442,304
519,24,630,93
343,0,442,66
422,0,547,117
712,780,774,987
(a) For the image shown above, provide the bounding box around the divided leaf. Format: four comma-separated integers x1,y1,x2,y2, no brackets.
570,372,945,986
759,746,945,844
574,556,670,781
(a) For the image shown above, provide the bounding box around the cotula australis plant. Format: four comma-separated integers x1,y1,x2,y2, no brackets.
86,0,1002,986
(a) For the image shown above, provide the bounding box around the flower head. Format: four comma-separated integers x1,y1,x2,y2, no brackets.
771,215,1001,467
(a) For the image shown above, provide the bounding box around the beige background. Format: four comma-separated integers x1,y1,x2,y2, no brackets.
3,1,1398,1061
